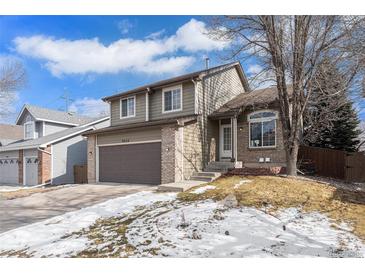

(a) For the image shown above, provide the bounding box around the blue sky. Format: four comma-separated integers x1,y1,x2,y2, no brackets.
0,15,246,122
0,16,363,123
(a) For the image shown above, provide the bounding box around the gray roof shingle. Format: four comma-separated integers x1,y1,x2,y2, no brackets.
19,104,95,125
0,117,107,151
210,86,293,118
0,124,23,140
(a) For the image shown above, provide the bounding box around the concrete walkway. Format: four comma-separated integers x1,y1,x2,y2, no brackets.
157,180,207,192
0,183,154,233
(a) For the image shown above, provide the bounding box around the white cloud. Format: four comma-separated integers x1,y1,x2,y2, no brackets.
166,18,229,52
117,19,133,35
146,29,166,40
247,64,263,75
69,97,109,118
13,19,229,77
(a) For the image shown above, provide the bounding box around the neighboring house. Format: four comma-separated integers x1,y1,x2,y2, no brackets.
0,124,24,146
0,104,110,185
85,62,286,185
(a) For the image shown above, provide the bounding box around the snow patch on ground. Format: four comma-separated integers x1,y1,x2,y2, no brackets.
0,191,176,257
127,201,365,257
0,191,363,258
233,179,252,189
191,185,216,194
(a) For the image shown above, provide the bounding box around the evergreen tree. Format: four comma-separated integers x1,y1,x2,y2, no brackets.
303,60,361,152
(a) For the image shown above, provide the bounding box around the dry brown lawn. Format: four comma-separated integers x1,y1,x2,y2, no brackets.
0,186,62,200
178,176,365,241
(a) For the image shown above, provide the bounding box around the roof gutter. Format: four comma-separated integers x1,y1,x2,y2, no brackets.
40,127,95,147
102,76,201,102
0,127,95,152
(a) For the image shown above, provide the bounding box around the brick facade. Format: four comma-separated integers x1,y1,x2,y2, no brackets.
161,126,177,184
38,145,52,184
18,150,23,185
87,135,96,183
236,108,286,167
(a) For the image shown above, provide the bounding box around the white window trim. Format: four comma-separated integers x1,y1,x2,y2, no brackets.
120,96,136,119
248,110,278,149
162,84,183,114
24,121,35,140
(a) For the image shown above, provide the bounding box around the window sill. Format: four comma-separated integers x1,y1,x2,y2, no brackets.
248,146,277,150
162,109,182,114
120,115,136,120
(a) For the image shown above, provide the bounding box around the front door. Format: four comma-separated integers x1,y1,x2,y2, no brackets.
220,124,232,160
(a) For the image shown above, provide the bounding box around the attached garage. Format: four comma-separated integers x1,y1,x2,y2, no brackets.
0,158,19,185
98,142,161,184
24,156,39,186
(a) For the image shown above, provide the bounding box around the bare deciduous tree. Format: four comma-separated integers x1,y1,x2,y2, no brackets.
208,15,365,175
0,58,27,120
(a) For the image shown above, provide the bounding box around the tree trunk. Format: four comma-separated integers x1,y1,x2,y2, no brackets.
286,142,299,176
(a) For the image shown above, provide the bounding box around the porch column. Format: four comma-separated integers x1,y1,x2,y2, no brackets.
231,116,238,162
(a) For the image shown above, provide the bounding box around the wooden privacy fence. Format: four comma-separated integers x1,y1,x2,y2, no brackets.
74,165,87,184
298,146,365,182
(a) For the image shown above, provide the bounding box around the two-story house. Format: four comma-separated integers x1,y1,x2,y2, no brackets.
0,105,109,185
85,62,287,185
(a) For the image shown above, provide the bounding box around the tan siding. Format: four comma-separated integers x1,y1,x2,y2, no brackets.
183,121,203,179
150,81,195,120
197,66,246,166
110,93,146,126
97,128,161,146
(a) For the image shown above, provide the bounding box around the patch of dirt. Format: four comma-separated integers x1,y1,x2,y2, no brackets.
71,201,174,258
178,175,365,241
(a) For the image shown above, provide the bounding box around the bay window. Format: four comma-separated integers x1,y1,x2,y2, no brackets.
248,111,277,148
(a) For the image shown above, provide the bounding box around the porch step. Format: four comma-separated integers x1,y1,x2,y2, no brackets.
190,171,221,182
192,171,221,177
190,176,214,182
204,161,235,172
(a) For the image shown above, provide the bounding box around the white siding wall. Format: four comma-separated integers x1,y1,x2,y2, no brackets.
24,149,38,157
0,151,19,159
52,135,87,185
44,122,73,136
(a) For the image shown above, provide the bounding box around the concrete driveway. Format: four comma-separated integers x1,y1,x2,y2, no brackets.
0,183,154,233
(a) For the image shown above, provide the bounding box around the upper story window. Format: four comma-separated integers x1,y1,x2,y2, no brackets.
162,85,182,113
120,96,135,119
24,121,35,140
248,111,277,148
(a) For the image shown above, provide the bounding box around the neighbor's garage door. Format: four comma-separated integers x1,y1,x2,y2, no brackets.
99,142,161,184
0,158,19,184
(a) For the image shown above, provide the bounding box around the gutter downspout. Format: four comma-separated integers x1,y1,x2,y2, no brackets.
146,88,150,121
191,78,198,114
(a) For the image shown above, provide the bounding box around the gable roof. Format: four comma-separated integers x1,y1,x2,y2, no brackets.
103,62,250,102
0,124,23,140
210,86,293,118
15,104,95,126
0,117,109,152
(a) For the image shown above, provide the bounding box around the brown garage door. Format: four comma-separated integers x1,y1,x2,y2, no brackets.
99,142,161,184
